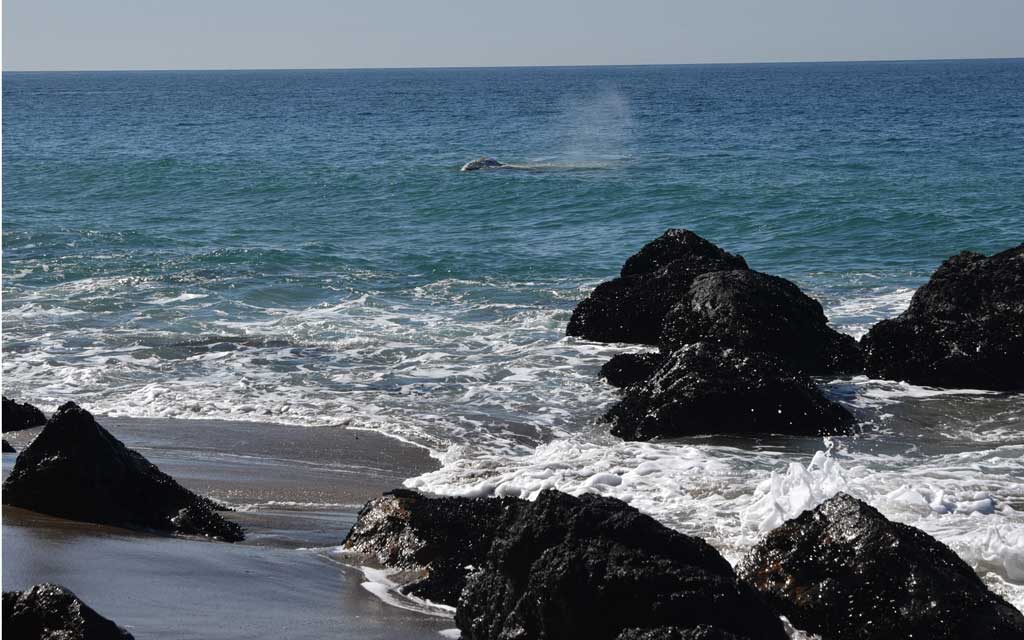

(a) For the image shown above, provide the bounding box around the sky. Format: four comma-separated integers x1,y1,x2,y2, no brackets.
3,0,1023,71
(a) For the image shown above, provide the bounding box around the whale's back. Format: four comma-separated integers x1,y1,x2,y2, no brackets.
461,157,504,171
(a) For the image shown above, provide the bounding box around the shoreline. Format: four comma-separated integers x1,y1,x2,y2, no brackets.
2,416,454,639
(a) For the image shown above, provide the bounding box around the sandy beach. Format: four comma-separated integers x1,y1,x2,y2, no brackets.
2,417,456,639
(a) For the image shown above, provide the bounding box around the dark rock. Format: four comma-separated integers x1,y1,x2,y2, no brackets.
3,583,134,639
3,396,47,432
620,229,748,278
661,270,862,375
3,439,15,453
2,402,244,542
456,490,786,640
342,489,522,606
862,245,1024,390
616,627,751,640
605,343,856,441
170,503,245,541
738,493,1024,640
600,352,665,388
568,230,748,345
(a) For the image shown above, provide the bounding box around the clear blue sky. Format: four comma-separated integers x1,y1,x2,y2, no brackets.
3,0,1022,71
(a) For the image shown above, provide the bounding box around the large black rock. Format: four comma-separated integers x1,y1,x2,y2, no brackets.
567,230,749,345
738,493,1024,640
2,402,244,542
619,229,747,278
342,489,522,606
456,490,786,640
605,342,856,441
661,270,862,375
3,583,134,640
600,352,666,388
3,396,47,432
862,245,1024,390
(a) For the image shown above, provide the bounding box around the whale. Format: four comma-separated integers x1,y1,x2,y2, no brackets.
460,157,612,172
460,157,505,171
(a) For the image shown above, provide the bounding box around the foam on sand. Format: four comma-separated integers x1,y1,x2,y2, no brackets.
354,566,456,618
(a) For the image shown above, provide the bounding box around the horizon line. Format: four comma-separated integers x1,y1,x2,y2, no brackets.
4,55,1022,74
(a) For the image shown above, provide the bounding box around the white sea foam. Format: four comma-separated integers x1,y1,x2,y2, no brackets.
234,500,356,512
408,437,1024,612
356,566,455,618
1,302,87,319
842,376,1000,406
1,277,642,484
147,292,208,305
740,450,849,535
736,445,1024,590
824,286,915,339
5,269,1022,615
782,617,821,640
951,524,1024,582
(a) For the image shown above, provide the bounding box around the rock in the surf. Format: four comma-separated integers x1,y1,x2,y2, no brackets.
567,229,749,345
600,352,665,388
619,228,747,279
661,270,863,375
2,396,47,432
3,439,15,453
342,489,522,606
3,583,134,640
738,493,1024,640
862,244,1024,390
1,402,244,542
456,489,786,640
605,342,856,441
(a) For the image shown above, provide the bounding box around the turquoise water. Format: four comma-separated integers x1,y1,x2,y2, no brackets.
3,61,1023,607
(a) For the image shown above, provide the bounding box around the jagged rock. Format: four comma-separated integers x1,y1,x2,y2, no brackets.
616,229,746,278
2,402,243,542
738,493,1024,640
862,245,1024,390
567,230,749,345
456,490,786,640
616,627,751,640
342,489,521,606
3,439,15,453
661,270,862,375
3,396,47,432
170,502,244,541
605,343,856,441
3,583,134,640
600,352,665,388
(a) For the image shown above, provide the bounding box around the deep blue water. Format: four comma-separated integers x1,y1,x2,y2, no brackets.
3,61,1023,602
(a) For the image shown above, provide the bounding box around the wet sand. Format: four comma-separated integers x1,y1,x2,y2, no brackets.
2,417,455,639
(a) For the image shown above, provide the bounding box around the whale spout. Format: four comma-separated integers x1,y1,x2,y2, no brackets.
461,157,505,172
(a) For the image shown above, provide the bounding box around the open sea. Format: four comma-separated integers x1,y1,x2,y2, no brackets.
3,60,1023,609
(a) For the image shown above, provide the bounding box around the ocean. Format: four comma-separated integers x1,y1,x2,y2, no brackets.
3,60,1023,609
